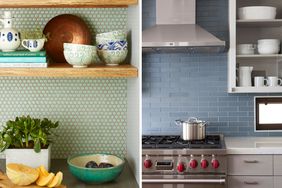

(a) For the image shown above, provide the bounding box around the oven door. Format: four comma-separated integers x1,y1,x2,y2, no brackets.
142,175,226,188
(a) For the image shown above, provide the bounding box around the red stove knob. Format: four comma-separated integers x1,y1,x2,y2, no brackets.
211,159,220,169
144,159,152,169
177,162,185,172
189,159,198,169
201,159,209,169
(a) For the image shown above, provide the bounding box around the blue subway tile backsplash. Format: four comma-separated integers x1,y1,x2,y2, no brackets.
142,0,282,136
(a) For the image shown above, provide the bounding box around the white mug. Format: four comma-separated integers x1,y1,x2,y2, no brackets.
266,76,282,87
21,38,45,52
254,76,268,87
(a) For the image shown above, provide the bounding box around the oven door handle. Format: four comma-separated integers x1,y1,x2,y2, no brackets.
142,178,226,184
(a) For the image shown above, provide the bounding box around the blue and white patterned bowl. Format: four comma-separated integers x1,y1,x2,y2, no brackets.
98,49,128,66
97,40,127,51
96,30,127,49
63,43,100,68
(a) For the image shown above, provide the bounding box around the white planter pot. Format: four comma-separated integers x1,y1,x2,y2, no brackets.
5,145,51,171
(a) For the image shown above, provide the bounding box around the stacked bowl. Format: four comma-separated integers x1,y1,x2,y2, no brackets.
96,30,128,66
238,6,277,20
257,39,281,55
63,43,100,68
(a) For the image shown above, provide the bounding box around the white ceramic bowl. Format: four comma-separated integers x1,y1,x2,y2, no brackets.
63,43,99,68
238,6,276,20
258,45,280,55
98,49,128,66
237,44,256,55
96,30,127,39
258,39,280,45
257,39,280,55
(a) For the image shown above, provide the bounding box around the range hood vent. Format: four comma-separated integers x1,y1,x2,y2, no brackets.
142,0,226,53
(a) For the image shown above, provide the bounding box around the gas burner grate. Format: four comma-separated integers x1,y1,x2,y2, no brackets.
190,135,221,148
142,135,222,149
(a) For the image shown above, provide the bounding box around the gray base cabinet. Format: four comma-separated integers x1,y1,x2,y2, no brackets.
228,155,276,188
274,155,282,188
228,155,272,175
274,176,282,188
228,176,273,188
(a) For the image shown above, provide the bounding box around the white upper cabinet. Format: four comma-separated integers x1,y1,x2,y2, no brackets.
228,0,282,93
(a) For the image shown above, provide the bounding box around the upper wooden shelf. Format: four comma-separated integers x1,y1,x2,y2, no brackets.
0,0,138,8
237,19,282,27
0,64,138,78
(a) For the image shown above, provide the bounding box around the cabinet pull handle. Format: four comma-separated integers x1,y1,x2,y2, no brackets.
244,181,258,185
244,160,258,163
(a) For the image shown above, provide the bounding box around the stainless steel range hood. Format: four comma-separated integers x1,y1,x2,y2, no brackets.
142,0,226,53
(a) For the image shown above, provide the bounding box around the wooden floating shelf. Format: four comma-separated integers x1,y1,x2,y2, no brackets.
0,64,138,78
0,0,138,8
232,86,282,93
237,19,282,27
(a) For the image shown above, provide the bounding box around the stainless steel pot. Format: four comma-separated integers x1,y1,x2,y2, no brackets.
175,117,207,140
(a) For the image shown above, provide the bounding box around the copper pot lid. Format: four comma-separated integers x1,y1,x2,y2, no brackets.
43,14,92,64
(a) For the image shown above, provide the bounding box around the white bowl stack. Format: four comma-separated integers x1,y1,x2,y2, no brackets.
96,30,128,66
257,39,281,55
238,6,277,20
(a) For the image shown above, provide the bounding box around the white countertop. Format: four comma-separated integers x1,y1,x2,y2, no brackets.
226,137,282,154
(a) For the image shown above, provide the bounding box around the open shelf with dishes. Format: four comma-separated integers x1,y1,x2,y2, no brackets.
0,7,139,79
0,0,138,8
228,0,282,93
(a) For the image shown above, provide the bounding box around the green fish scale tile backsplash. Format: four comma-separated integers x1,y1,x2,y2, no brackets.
0,8,128,158
0,78,127,158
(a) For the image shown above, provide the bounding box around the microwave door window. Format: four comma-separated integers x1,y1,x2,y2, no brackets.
259,103,282,124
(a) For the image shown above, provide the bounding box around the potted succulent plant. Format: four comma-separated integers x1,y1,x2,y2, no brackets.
21,28,47,41
0,115,59,170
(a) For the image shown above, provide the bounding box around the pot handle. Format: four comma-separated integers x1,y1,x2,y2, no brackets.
175,120,183,126
188,117,198,122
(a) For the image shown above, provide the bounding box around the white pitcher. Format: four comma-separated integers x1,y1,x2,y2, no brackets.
0,11,21,52
239,66,253,87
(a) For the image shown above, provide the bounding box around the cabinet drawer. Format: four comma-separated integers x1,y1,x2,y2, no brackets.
274,176,282,188
228,155,273,175
274,155,282,175
228,176,273,188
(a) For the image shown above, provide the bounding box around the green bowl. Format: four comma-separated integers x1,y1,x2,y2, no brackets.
67,153,125,184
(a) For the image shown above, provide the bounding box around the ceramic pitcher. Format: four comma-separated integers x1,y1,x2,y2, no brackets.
239,66,253,87
0,11,21,52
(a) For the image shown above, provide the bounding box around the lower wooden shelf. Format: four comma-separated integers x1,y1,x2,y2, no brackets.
231,86,282,93
0,64,138,78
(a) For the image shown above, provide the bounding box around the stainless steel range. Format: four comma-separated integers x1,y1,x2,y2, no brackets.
142,135,227,188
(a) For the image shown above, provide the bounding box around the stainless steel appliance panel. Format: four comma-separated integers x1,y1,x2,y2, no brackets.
143,175,226,188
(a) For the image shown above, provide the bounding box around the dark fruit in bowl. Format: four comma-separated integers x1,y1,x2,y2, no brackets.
98,163,114,168
85,161,98,168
